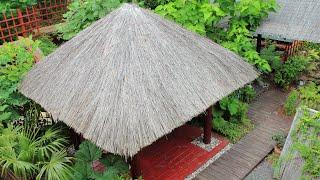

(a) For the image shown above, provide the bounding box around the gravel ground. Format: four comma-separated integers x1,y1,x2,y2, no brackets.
245,160,274,180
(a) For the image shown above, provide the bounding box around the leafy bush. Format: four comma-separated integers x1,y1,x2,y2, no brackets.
284,90,299,116
0,126,73,180
155,0,276,72
58,0,121,40
234,85,256,103
274,55,310,88
37,36,58,56
212,88,254,142
260,43,282,71
73,140,129,180
155,0,226,35
0,37,39,123
213,111,253,142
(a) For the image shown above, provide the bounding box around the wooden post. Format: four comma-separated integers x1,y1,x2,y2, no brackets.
256,34,262,53
203,107,212,144
17,9,27,37
130,154,141,178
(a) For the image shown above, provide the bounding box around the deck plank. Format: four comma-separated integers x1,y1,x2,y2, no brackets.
195,89,292,180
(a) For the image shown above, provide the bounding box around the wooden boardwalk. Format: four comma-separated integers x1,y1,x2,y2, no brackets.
195,89,293,180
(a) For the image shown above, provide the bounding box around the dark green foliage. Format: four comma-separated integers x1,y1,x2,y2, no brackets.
0,37,38,123
73,140,129,180
58,0,121,40
272,131,287,149
37,36,58,56
260,43,282,71
234,85,256,103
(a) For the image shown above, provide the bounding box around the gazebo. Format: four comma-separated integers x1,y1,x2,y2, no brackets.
256,0,320,43
255,0,320,53
20,3,258,177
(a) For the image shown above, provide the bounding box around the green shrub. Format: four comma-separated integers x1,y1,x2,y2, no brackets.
155,0,226,36
58,0,121,40
235,85,256,103
0,37,39,123
155,0,275,72
274,55,310,88
73,140,129,180
260,43,282,71
212,89,254,142
284,90,299,116
37,36,58,56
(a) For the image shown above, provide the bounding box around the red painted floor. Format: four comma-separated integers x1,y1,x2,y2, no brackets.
135,125,229,180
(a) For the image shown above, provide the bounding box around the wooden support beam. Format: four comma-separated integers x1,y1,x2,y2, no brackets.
130,154,141,178
204,107,213,144
256,34,262,53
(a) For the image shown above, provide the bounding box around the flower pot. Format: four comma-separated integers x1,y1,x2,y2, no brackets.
274,145,282,155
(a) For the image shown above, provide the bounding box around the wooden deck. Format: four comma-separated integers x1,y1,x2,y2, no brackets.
195,89,293,180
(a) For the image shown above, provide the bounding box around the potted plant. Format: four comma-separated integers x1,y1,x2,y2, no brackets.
272,131,287,155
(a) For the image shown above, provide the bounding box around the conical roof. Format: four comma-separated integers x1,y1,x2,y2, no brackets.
256,0,320,43
20,3,258,157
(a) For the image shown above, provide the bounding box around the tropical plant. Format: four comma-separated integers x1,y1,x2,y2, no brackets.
58,0,121,40
73,140,129,180
0,125,73,180
298,82,320,110
0,37,38,123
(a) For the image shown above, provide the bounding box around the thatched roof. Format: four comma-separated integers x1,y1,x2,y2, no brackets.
20,3,258,157
256,0,320,43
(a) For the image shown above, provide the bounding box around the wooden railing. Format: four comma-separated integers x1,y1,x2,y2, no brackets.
0,0,70,44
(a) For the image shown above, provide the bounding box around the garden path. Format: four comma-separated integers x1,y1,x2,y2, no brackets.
194,88,293,180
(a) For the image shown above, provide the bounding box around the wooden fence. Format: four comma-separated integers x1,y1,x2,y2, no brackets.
0,0,70,44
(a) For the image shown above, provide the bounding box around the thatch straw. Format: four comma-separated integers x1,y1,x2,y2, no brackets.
20,3,258,157
256,0,320,43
